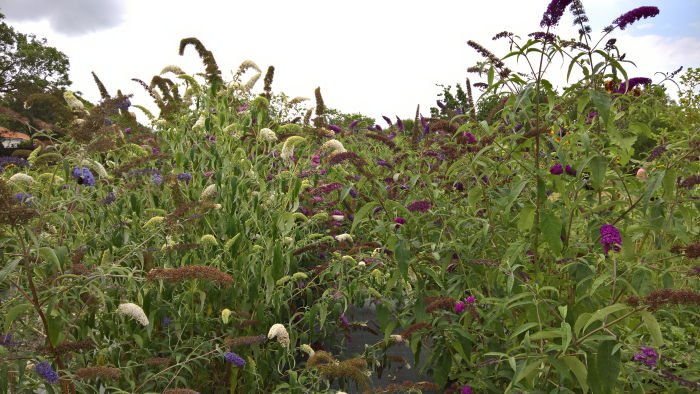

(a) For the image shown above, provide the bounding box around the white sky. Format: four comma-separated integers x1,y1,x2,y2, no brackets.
2,0,699,123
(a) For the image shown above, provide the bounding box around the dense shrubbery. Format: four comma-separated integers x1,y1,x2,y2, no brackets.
1,1,699,393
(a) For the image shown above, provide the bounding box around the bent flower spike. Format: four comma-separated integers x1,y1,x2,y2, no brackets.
118,303,149,326
267,323,290,347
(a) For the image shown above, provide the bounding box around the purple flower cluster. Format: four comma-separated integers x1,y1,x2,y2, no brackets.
614,77,652,94
72,167,96,186
14,192,32,205
329,124,342,133
35,361,60,384
540,0,574,28
407,200,432,213
339,313,350,328
462,385,474,394
177,172,193,183
633,346,658,367
550,163,564,175
348,119,360,130
600,224,622,254
0,156,30,168
463,132,477,144
224,351,246,367
118,97,131,111
612,6,660,30
565,165,577,177
394,217,406,229
152,173,162,186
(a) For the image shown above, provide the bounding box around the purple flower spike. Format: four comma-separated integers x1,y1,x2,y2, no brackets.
374,124,383,132
348,119,360,130
420,115,429,134
35,361,59,384
541,0,574,28
396,116,405,132
613,6,660,30
565,165,577,176
454,301,466,314
600,224,622,254
382,115,392,127
329,124,342,133
463,132,477,144
72,167,96,186
550,163,564,175
407,200,432,213
437,100,447,110
614,77,652,94
461,385,474,394
633,346,658,367
224,351,246,367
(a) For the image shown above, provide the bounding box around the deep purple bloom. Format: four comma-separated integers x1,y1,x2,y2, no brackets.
382,115,393,127
394,217,406,229
35,361,59,384
312,182,343,194
454,182,465,192
586,111,598,124
481,175,489,184
614,77,652,94
633,346,658,367
463,132,477,144
437,100,447,110
376,159,390,167
205,134,217,143
237,103,249,112
104,119,113,126
374,124,383,132
328,124,342,133
612,6,660,30
348,119,360,130
102,192,116,205
513,123,523,133
152,173,162,186
550,163,564,175
565,165,577,176
420,115,429,134
466,295,476,305
407,200,432,213
396,117,404,132
311,151,321,167
224,351,246,367
177,172,192,182
162,317,171,327
119,97,131,111
454,301,466,314
124,127,132,134
540,0,574,28
600,224,622,254
461,385,474,394
152,146,160,155
349,188,358,198
72,167,96,186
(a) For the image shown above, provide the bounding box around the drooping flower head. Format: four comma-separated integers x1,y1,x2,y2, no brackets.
407,200,432,213
396,116,405,132
611,6,660,30
35,361,60,384
267,323,290,347
540,0,574,28
633,346,659,367
614,77,652,94
224,351,246,367
600,224,622,254
259,128,278,142
72,167,96,186
348,119,360,130
117,303,149,326
382,115,393,127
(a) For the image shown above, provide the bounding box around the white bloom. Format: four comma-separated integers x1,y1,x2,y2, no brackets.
280,136,305,161
267,323,290,348
238,59,261,73
160,65,186,75
8,173,34,184
201,184,217,199
289,96,309,105
82,159,109,179
63,91,84,111
390,334,405,343
334,233,353,243
358,261,366,267
259,128,278,142
221,308,232,324
193,114,206,131
299,344,315,357
321,139,346,154
118,303,149,326
331,214,344,221
244,72,261,90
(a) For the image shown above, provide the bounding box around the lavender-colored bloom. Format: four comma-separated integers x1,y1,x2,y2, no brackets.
600,224,622,254
72,167,96,186
237,103,249,112
463,132,477,144
585,111,598,124
339,313,350,328
14,192,32,205
565,165,577,176
461,385,474,394
162,316,171,327
396,116,405,132
311,151,321,167
420,115,428,134
152,146,160,155
382,115,392,127
374,124,383,132
407,200,432,213
376,159,390,167
0,333,12,346
456,108,464,115
454,301,466,314
437,100,447,110
349,188,358,198
177,172,193,183
550,163,564,175
152,173,162,186
540,0,573,28
348,119,360,130
35,361,59,384
614,77,652,94
118,97,131,111
612,6,660,30
328,124,342,133
102,192,116,205
124,127,132,134
633,346,658,367
0,156,30,168
224,351,246,367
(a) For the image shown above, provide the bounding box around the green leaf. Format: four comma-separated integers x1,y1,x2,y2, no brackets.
350,201,379,233
529,330,562,340
589,156,607,190
588,340,621,394
4,303,33,332
518,205,536,232
0,257,21,282
583,304,630,334
640,311,664,348
590,90,611,126
514,359,542,385
561,322,572,353
541,210,562,254
561,355,589,393
394,238,411,281
38,247,60,271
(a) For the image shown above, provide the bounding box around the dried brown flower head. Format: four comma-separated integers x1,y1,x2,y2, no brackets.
75,366,121,380
144,357,171,366
627,289,700,310
425,296,456,313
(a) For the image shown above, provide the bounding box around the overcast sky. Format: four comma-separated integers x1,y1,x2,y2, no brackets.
1,0,699,123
